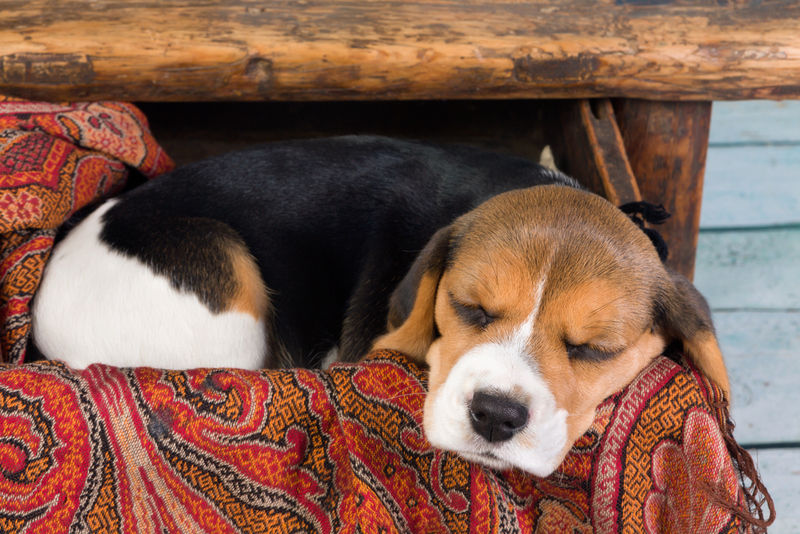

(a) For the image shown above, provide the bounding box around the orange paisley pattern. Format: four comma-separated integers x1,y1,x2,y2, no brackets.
0,350,761,533
644,409,741,534
0,96,174,364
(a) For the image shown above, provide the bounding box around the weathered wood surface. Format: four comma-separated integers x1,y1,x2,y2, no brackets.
697,105,800,425
2,0,800,102
702,100,800,228
709,101,800,145
744,449,800,534
694,227,800,310
614,99,712,280
548,99,641,206
711,311,800,444
701,145,800,228
694,100,800,531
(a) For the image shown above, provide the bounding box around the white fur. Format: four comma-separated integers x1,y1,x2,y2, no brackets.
424,340,568,477
320,347,340,370
32,201,268,370
424,276,569,477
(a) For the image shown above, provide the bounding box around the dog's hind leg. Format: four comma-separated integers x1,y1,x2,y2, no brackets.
32,201,272,370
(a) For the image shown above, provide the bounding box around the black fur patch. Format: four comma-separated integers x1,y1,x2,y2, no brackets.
386,225,455,330
100,206,244,314
651,270,715,346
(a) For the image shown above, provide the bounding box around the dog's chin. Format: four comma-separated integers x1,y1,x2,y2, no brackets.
455,450,517,472
432,440,568,478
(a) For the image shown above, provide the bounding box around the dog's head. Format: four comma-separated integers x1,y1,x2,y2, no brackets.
373,185,728,477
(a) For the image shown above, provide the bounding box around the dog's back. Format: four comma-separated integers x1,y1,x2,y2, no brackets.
32,136,576,369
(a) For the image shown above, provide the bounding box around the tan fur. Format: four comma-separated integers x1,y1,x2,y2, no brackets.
374,185,731,473
425,246,669,447
228,245,271,320
373,272,440,362
684,331,730,395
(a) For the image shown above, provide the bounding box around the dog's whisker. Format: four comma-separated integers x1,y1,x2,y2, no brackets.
586,295,629,318
388,383,426,397
566,410,600,418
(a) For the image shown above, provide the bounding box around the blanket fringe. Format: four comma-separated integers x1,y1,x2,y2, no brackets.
708,395,776,532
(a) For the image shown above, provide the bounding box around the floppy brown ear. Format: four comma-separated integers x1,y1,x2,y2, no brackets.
656,270,731,399
372,225,454,363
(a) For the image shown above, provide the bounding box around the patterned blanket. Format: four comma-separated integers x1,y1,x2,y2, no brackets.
0,95,174,365
0,350,769,533
0,98,773,533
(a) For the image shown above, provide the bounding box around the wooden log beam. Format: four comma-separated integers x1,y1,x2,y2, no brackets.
2,1,800,102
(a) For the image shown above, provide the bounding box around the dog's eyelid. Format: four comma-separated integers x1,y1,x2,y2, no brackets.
448,293,496,329
564,340,622,362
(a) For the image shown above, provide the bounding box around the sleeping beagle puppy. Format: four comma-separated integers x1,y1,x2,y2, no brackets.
32,135,729,477
372,185,729,477
31,135,576,369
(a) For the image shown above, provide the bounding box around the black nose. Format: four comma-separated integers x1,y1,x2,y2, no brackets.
469,391,529,443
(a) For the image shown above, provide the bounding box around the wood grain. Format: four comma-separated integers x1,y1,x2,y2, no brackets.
710,101,800,145
712,311,800,444
694,226,800,310
691,96,799,523
614,99,713,279
547,99,641,206
2,0,800,101
738,449,800,534
702,145,800,228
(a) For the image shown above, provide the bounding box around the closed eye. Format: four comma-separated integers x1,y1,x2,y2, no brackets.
565,342,621,363
449,294,495,330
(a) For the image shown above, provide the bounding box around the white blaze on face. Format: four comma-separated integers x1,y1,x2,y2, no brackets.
423,272,570,477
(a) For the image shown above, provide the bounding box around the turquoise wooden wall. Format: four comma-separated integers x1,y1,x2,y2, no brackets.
694,101,800,533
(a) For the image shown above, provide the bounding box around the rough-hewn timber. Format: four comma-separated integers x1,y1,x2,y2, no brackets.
1,0,799,102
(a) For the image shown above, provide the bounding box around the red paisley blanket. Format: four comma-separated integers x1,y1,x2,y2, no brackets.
0,98,773,533
0,350,769,533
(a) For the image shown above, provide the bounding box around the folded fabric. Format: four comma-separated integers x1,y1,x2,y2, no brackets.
0,96,175,364
0,349,766,533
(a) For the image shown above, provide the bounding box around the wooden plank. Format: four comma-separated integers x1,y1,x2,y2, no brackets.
740,449,800,534
699,99,800,531
710,101,800,145
712,311,800,444
614,99,712,280
701,145,800,228
2,1,800,101
547,99,641,206
693,226,800,310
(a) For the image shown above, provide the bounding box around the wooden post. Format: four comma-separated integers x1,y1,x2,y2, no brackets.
613,99,713,280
